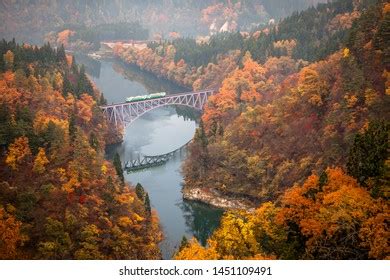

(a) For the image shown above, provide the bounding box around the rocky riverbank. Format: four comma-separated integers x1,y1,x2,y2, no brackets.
182,187,257,211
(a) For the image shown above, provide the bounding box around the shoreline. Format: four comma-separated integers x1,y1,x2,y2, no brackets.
182,187,257,212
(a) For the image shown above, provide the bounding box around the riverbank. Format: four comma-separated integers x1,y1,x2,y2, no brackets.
89,57,224,258
182,187,257,212
118,60,193,92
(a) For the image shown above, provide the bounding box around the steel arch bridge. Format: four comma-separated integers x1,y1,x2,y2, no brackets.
100,89,215,127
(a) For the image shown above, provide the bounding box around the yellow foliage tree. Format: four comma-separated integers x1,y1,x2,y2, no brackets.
298,67,328,107
211,211,258,259
175,238,219,260
76,94,95,124
33,148,50,174
5,137,32,170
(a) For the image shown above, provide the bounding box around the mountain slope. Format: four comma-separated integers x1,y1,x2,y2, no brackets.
0,0,326,43
0,40,162,259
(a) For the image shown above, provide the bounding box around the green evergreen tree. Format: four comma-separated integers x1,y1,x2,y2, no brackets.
99,93,107,105
113,152,124,184
347,121,389,187
89,132,99,151
135,183,145,201
102,176,116,204
0,103,14,147
144,192,151,216
373,12,390,65
68,113,76,143
318,170,328,188
62,74,73,96
0,54,5,72
40,121,61,151
194,119,208,149
76,65,94,96
178,235,189,252
71,55,78,74
56,44,66,63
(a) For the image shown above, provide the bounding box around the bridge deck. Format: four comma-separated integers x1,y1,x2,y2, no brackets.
100,89,216,109
100,89,216,127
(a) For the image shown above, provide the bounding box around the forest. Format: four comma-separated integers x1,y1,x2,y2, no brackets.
0,40,161,259
115,0,389,260
115,0,380,90
176,0,390,260
0,0,388,261
0,0,327,43
45,22,149,52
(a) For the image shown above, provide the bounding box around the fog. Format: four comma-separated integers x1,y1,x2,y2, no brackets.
0,0,327,44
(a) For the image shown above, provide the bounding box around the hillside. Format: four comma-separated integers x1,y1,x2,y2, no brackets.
0,0,388,262
0,0,326,43
182,0,389,201
0,40,162,259
115,0,381,91
172,0,390,260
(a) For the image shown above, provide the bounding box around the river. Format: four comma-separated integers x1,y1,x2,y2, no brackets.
78,55,224,259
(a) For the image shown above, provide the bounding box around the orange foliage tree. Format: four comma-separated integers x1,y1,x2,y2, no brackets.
0,206,24,259
278,168,389,259
177,168,389,260
5,136,32,171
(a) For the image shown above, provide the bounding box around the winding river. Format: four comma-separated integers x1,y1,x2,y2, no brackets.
78,55,223,259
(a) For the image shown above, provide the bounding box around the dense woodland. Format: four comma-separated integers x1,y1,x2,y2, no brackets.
46,22,149,52
175,0,390,260
0,0,326,43
0,41,161,259
116,0,389,260
115,0,380,89
0,0,389,261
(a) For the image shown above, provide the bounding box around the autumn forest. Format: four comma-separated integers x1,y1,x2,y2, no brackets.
0,0,389,260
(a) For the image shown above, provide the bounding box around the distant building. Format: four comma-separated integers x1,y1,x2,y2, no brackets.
210,19,218,35
219,21,229,32
210,19,237,35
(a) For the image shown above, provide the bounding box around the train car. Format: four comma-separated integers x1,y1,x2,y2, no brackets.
126,92,166,103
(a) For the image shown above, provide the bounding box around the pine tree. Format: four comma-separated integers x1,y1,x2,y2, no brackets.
135,183,145,201
194,119,208,149
347,121,389,186
0,54,5,72
99,93,107,105
113,152,124,184
144,192,151,216
0,103,14,147
68,114,76,143
76,65,94,96
178,235,189,252
56,44,66,64
62,73,73,96
89,132,99,151
71,56,78,74
318,170,328,188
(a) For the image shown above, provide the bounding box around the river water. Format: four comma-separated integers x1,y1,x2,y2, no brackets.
78,56,223,259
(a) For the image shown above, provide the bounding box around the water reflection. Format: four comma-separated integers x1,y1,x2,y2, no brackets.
179,201,224,246
74,54,102,78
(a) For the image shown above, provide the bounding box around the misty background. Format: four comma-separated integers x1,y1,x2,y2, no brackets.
0,0,327,44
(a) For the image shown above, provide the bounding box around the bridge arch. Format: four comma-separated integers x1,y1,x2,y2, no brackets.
100,90,215,127
124,102,202,125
